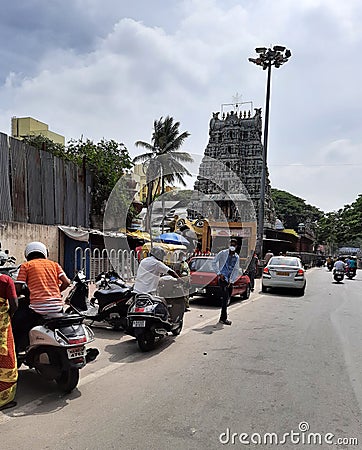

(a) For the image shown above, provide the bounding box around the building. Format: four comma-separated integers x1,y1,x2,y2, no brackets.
133,163,176,204
11,116,65,145
190,105,275,227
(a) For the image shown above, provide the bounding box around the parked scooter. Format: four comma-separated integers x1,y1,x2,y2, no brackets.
67,270,134,330
127,275,186,352
16,287,98,393
333,269,345,283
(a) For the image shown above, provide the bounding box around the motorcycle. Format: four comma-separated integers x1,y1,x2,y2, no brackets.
127,276,186,352
333,269,345,283
327,261,334,271
346,266,356,280
16,294,99,392
67,270,134,331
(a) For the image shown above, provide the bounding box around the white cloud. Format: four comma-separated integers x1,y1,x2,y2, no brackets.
0,0,362,212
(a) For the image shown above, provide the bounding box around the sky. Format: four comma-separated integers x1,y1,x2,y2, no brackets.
1,0,361,213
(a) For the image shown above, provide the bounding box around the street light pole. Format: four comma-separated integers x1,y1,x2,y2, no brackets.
249,46,291,260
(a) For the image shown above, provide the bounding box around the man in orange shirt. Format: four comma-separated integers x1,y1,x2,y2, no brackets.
12,242,71,352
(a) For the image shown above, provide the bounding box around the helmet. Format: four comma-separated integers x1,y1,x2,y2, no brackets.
25,241,47,259
150,246,166,261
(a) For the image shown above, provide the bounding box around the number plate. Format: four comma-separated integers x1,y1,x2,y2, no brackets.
276,271,289,276
133,320,146,327
67,346,86,359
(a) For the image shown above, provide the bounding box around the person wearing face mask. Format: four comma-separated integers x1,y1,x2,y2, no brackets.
212,238,240,325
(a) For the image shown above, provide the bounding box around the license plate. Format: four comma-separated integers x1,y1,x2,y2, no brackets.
133,320,146,327
276,271,289,276
67,346,86,359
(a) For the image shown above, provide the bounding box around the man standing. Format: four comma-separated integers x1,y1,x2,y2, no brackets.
247,251,259,292
212,238,240,326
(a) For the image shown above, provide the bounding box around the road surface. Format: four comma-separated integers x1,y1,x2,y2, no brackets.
1,267,362,449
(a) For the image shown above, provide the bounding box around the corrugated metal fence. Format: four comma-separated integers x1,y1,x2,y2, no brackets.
0,132,92,226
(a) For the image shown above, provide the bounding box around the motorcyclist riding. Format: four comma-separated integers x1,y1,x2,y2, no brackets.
133,246,179,295
12,241,71,352
345,255,357,276
333,256,346,273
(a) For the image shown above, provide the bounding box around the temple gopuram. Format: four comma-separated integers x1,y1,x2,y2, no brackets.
187,104,276,257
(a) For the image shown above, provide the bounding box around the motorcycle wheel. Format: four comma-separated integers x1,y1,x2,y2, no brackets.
172,320,183,336
56,368,80,393
137,331,156,352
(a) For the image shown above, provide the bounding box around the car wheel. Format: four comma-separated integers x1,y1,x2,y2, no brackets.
241,284,251,300
262,284,267,293
297,286,306,296
171,320,183,336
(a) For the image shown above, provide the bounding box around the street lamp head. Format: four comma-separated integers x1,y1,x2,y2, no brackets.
249,45,291,70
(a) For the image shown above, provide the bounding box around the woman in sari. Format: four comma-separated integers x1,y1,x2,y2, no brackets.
0,273,18,410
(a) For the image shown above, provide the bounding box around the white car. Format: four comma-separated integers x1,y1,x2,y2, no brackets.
262,256,306,295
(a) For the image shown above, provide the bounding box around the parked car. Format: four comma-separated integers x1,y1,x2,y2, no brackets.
188,256,251,300
262,256,306,295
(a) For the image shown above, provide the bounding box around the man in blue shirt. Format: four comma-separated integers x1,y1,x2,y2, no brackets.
212,238,240,325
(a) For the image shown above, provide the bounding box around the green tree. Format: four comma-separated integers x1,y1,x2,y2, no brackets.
66,138,133,216
133,116,193,230
318,195,362,250
271,188,323,231
21,134,67,159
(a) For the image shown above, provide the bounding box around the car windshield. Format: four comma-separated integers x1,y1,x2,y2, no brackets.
268,257,300,267
189,258,216,273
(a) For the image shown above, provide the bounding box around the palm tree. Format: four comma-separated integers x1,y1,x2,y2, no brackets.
134,116,193,232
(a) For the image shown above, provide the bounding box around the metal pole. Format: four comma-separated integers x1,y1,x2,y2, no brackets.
161,164,165,234
256,63,272,259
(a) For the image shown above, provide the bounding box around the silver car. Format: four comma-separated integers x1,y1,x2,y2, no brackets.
262,256,306,295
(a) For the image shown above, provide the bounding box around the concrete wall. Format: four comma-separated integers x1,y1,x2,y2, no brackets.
0,221,61,264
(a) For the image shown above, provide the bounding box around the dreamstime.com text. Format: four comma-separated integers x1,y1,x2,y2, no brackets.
219,422,358,446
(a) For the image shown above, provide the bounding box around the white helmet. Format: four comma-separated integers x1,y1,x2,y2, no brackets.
150,246,166,261
25,241,48,259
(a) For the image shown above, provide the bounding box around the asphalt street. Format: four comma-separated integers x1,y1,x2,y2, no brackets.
1,267,362,449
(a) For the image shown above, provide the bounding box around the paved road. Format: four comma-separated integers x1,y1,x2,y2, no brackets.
1,268,362,449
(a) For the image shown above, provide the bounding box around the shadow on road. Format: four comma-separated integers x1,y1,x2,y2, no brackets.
2,369,81,418
259,287,305,298
191,295,245,308
104,334,177,363
192,322,225,335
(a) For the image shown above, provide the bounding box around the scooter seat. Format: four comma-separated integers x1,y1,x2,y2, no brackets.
44,314,85,330
94,285,132,303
